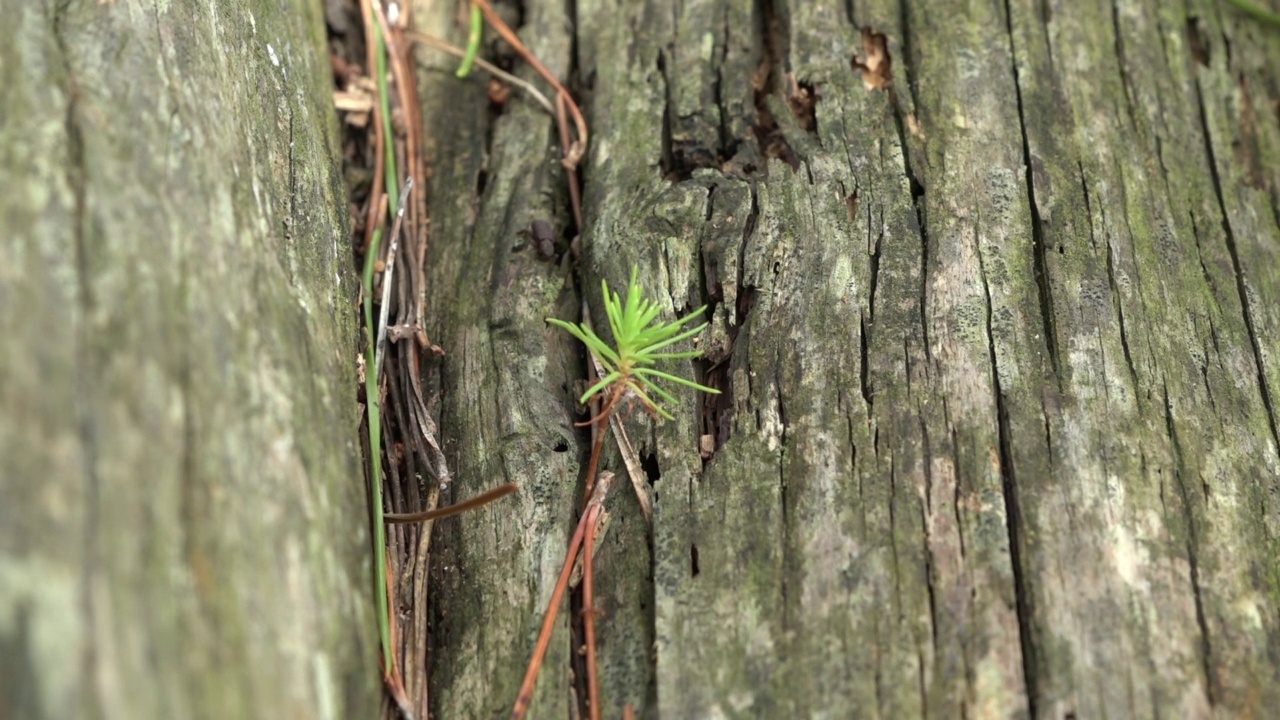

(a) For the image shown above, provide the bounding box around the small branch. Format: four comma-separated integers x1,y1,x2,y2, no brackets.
579,386,622,506
383,482,517,523
583,502,601,720
403,30,555,116
584,303,652,524
511,473,615,720
470,0,589,169
556,93,584,233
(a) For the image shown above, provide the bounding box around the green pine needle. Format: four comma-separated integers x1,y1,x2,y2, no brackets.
1225,0,1280,28
548,267,720,421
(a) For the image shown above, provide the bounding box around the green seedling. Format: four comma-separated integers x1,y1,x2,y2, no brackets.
548,267,720,422
517,269,718,720
455,5,483,78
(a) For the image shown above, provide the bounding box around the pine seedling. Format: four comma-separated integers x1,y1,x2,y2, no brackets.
518,268,719,720
548,267,720,421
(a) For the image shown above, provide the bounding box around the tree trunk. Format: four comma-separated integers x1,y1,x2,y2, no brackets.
0,1,377,718
418,0,1280,718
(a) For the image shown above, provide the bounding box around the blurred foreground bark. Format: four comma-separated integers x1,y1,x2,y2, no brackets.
0,1,377,717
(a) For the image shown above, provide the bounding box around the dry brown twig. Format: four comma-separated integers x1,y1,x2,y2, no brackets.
402,30,555,115
556,93,584,233
350,2,605,717
510,473,614,720
469,0,588,170
582,491,602,720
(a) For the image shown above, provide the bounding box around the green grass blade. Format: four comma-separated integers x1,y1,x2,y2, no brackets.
375,26,398,208
455,5,483,78
367,16,400,676
1226,0,1280,27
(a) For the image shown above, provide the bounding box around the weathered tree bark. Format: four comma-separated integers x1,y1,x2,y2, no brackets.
0,1,378,718
418,0,1280,718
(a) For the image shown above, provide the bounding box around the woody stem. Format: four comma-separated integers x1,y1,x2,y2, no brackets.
581,384,620,508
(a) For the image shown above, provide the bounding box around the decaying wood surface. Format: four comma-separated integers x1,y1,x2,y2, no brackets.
416,0,1280,718
413,1,584,717
0,2,377,718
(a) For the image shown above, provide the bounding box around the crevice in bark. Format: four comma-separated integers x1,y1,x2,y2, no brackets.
895,2,919,110
748,0,800,172
655,41,716,179
1191,62,1280,453
697,187,730,460
1004,0,1061,384
1113,165,1162,403
473,42,515,202
557,1,591,244
1110,0,1140,131
887,7,929,365
919,420,939,650
1079,162,1099,249
948,422,966,564
702,184,761,458
286,108,297,248
1199,346,1217,419
1087,161,1141,395
1232,73,1265,191
916,640,929,720
868,201,882,322
887,452,902,613
840,389,864,524
150,4,186,185
657,47,691,181
1151,133,1176,202
735,186,760,331
700,359,731,462
851,27,892,92
1188,210,1220,303
1036,0,1055,76
1185,16,1210,67
1162,384,1218,706
784,75,819,135
1040,403,1053,462
859,313,873,411
641,448,661,485
977,226,1038,719
943,403,974,715
52,4,103,701
715,5,732,159
774,363,793,638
